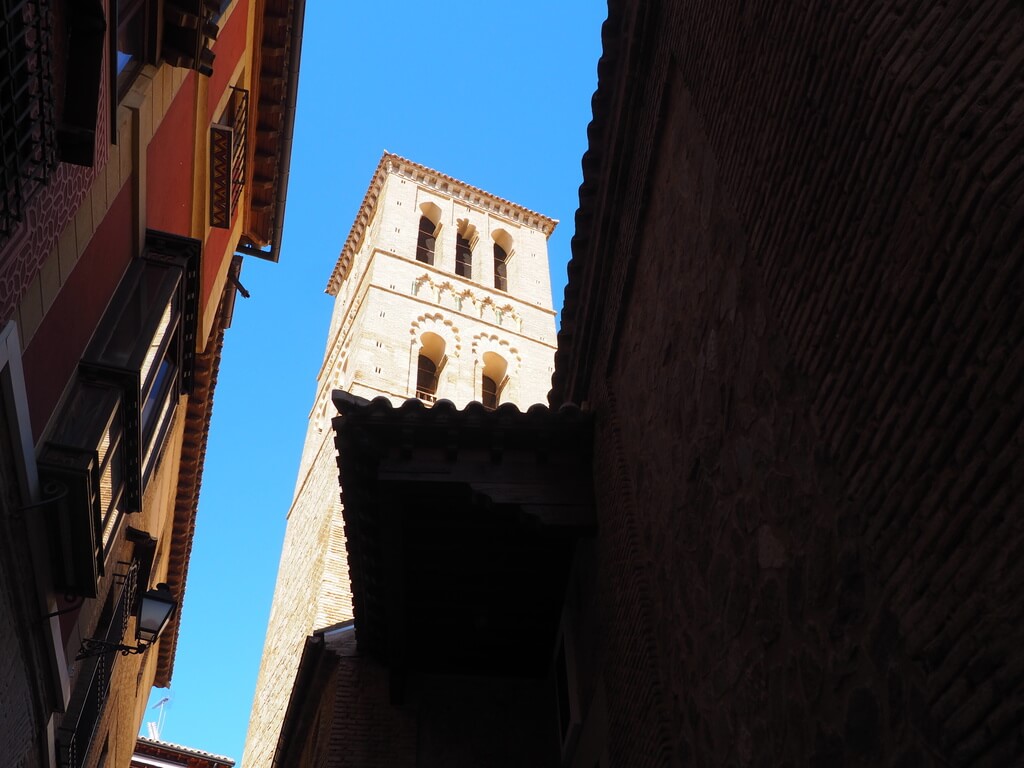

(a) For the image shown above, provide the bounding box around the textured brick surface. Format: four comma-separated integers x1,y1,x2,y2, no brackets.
281,628,556,768
554,1,1024,765
325,631,416,768
244,429,351,768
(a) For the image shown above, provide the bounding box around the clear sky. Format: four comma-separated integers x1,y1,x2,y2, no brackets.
143,0,606,761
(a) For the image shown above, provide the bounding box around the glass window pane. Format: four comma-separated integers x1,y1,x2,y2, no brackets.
417,217,435,265
138,300,176,396
86,260,181,374
98,441,124,551
48,380,122,449
494,244,508,291
456,235,472,278
141,387,177,485
141,357,175,445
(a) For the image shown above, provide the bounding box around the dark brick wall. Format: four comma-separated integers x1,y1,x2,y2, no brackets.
324,651,557,766
0,398,47,767
326,636,416,768
416,675,557,768
556,1,1023,765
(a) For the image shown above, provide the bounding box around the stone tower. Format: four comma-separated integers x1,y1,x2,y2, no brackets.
242,153,558,768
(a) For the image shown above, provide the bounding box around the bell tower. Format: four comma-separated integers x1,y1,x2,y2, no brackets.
242,153,558,768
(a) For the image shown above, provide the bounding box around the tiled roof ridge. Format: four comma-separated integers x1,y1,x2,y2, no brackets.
135,735,234,764
332,390,585,421
326,152,559,295
549,9,622,406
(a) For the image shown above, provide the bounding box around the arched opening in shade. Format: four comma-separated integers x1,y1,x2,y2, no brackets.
417,216,436,265
481,351,508,410
415,332,445,402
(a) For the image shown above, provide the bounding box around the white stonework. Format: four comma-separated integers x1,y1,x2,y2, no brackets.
242,153,558,768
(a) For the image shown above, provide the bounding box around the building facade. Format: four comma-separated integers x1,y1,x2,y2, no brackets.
277,1,1023,766
546,1,1024,765
242,153,559,768
0,0,303,765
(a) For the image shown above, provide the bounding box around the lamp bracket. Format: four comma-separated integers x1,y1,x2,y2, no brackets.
76,637,152,659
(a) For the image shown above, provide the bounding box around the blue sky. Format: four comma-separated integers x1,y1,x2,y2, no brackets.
144,1,606,760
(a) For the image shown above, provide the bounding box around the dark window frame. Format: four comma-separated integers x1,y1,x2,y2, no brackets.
0,0,59,237
455,233,472,278
37,231,198,597
416,354,438,403
114,0,152,100
416,216,436,265
493,243,509,292
482,374,499,410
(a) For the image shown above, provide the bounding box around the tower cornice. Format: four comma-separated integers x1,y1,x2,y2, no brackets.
326,152,558,295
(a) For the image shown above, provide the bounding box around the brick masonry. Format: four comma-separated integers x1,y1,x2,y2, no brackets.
279,627,556,768
243,157,559,768
554,1,1024,765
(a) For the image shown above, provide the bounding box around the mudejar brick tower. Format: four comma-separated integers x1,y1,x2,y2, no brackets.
242,153,558,767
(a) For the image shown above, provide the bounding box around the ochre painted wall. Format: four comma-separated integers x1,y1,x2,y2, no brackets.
202,223,232,313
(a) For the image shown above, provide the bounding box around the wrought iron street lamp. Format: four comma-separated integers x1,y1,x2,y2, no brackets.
77,583,176,659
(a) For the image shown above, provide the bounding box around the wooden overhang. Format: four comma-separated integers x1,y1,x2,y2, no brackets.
333,394,594,691
238,0,306,261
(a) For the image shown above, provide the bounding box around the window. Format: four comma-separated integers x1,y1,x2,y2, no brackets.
38,232,198,597
0,0,58,239
116,0,151,98
82,249,190,495
455,233,472,278
210,86,249,227
416,216,436,265
416,355,438,403
415,332,445,403
493,244,509,291
40,379,125,594
481,374,498,410
114,0,220,107
480,351,508,410
58,556,144,768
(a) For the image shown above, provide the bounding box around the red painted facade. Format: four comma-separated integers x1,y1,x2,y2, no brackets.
207,0,251,118
22,179,134,442
0,0,111,325
147,75,198,235
0,0,303,765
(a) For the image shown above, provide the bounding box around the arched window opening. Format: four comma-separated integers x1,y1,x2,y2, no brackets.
417,216,436,265
415,331,446,403
482,374,498,410
493,243,509,291
416,355,438,403
455,233,472,278
481,351,508,410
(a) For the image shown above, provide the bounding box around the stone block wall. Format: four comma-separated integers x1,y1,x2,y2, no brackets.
555,1,1024,765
